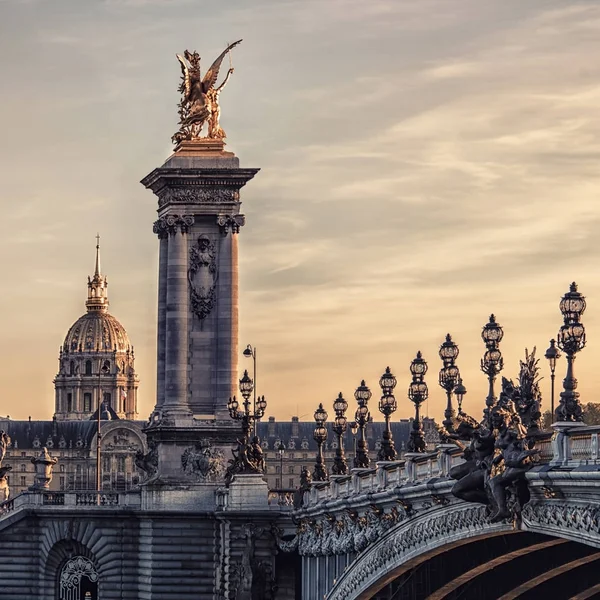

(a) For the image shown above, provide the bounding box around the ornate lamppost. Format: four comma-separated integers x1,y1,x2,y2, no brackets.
438,334,460,433
227,369,267,477
378,367,398,461
544,338,561,420
556,282,586,422
354,380,372,468
331,393,349,475
407,352,428,453
242,345,258,435
480,314,504,425
313,403,329,481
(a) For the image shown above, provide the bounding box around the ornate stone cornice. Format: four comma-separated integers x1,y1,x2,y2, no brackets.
153,215,195,237
217,214,245,235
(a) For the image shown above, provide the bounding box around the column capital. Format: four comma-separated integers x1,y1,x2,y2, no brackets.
217,214,245,235
153,214,195,238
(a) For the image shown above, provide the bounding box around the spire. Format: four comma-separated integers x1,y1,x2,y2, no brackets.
94,233,101,276
86,235,109,312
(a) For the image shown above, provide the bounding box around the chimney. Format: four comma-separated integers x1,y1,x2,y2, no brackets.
268,416,276,437
291,416,299,438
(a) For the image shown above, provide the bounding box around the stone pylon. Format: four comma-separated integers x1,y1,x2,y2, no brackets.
140,139,259,491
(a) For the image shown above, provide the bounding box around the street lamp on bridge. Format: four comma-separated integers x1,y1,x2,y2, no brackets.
544,338,561,420
353,381,372,469
313,403,329,481
331,393,349,475
556,282,586,422
378,367,397,461
481,314,504,426
407,351,428,453
438,334,460,434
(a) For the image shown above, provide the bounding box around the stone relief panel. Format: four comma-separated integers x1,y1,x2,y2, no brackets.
188,235,218,320
181,440,225,481
158,187,240,207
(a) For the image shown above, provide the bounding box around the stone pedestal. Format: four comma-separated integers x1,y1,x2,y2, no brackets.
227,473,269,511
141,141,259,484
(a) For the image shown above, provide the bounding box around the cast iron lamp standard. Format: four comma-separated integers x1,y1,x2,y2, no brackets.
313,403,329,481
545,338,561,420
407,352,428,453
438,334,460,434
243,344,258,435
354,380,372,468
455,377,467,415
556,282,586,422
331,393,349,475
480,314,504,426
226,369,267,476
378,367,398,461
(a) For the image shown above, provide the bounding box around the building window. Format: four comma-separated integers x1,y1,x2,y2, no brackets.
117,456,125,472
20,464,25,472
288,478,294,488
84,393,92,412
288,466,294,474
303,453,308,459
103,457,110,471
103,392,112,408
69,360,75,375
85,360,92,375
20,476,26,486
275,478,280,488
60,477,65,490
59,464,65,473
275,466,280,474
67,393,73,412
21,452,26,457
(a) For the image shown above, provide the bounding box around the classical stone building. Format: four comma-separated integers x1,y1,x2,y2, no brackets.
0,242,146,497
54,239,139,421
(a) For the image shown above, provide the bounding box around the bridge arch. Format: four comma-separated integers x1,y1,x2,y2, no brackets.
326,500,600,600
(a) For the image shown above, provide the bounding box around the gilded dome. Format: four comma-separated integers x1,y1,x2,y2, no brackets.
64,311,131,353
62,237,132,354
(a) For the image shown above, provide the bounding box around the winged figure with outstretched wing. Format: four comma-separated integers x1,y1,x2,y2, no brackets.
172,40,242,145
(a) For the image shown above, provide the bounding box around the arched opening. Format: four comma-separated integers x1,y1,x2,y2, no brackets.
366,531,600,600
57,556,98,600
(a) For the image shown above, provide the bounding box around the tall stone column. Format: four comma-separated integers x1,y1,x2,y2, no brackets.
141,140,259,489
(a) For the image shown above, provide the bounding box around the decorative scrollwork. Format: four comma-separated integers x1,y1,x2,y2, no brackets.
188,236,217,320
217,214,245,235
153,214,195,237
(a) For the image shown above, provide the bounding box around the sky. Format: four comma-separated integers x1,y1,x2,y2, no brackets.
1,0,600,424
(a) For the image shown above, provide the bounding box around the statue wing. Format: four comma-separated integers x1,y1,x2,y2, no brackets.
176,54,191,100
202,39,242,93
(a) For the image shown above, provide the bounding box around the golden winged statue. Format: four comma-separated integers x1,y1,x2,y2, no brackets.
171,40,242,145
